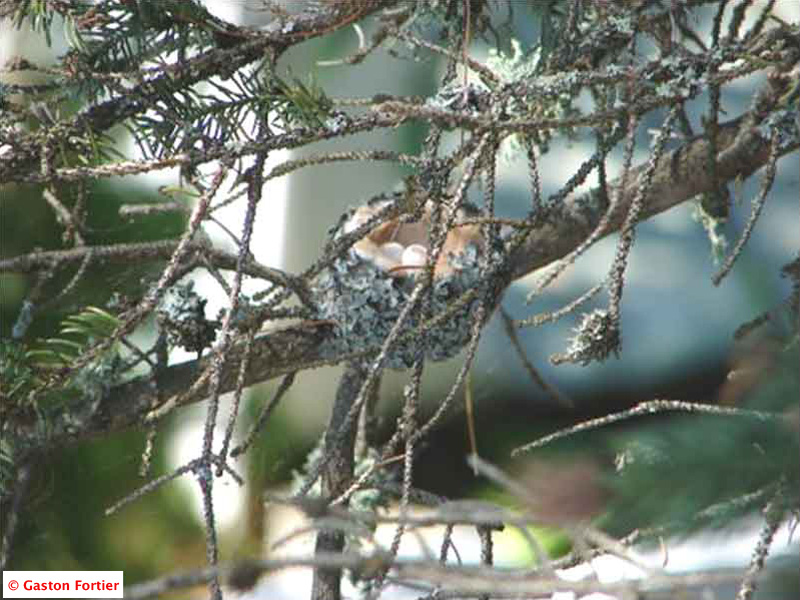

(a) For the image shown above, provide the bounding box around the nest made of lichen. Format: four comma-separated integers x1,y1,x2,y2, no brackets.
314,201,486,369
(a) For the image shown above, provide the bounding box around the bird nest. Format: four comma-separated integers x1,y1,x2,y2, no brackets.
314,200,486,369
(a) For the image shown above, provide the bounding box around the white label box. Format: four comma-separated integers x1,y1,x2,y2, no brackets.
3,571,123,598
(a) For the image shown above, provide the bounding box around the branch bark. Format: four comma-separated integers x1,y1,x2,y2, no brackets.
14,102,794,454
0,240,312,307
29,321,338,451
0,0,397,184
310,361,368,600
7,46,797,460
509,114,789,279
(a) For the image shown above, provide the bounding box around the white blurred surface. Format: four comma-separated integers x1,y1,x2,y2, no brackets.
236,501,798,599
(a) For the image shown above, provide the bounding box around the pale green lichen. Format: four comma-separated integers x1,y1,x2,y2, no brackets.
692,202,729,265
314,212,485,370
486,38,540,84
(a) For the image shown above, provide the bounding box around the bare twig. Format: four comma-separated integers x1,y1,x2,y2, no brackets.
311,361,369,600
512,399,781,457
735,481,787,600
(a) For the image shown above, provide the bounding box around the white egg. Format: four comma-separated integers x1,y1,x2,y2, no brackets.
402,244,428,268
380,242,405,263
367,241,402,271
353,240,402,271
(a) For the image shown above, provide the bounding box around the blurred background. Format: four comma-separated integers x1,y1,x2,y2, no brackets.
1,1,797,598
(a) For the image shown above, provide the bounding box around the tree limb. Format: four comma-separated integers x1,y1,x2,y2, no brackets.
0,0,397,184
509,113,794,279
0,240,312,307
16,96,795,454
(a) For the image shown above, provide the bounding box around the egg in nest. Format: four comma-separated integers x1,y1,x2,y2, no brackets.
314,200,487,369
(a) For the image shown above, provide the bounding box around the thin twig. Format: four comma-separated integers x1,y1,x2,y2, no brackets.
735,481,786,600
512,399,780,457
499,307,571,406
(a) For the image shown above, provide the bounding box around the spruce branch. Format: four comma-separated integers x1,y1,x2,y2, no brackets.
0,0,397,183
2,4,798,598
8,90,796,458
